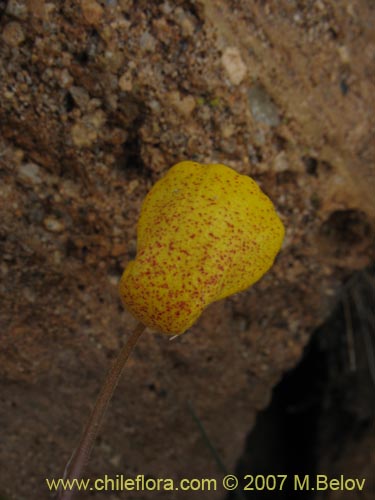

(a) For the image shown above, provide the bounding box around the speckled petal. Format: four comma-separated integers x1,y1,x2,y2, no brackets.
119,161,284,334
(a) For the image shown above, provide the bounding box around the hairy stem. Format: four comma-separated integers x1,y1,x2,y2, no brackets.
58,322,145,500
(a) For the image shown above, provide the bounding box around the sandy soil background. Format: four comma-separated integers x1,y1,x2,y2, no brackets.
0,1,374,499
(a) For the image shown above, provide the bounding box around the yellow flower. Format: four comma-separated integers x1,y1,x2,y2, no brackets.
119,161,284,334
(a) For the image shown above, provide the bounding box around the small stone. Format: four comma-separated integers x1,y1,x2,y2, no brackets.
85,109,106,130
118,72,133,92
152,17,170,44
14,149,25,165
43,216,65,233
248,84,280,127
273,152,289,172
53,250,63,265
118,0,132,10
18,163,42,185
2,22,25,47
104,50,125,72
106,93,118,111
5,0,28,20
87,98,102,111
1,262,9,275
175,7,195,36
80,0,103,25
69,86,90,109
160,2,173,15
168,91,196,117
253,129,266,146
337,45,350,64
71,110,105,147
61,51,72,66
28,0,46,19
105,127,127,145
71,122,97,147
221,47,247,85
109,453,122,468
139,31,156,52
99,25,112,44
44,2,56,17
58,68,73,89
221,123,235,138
148,99,161,113
111,243,127,257
60,179,80,198
23,287,36,303
127,179,139,194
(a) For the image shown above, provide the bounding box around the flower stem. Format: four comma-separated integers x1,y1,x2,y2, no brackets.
58,322,145,500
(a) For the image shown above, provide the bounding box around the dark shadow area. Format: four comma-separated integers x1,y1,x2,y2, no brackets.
227,265,375,499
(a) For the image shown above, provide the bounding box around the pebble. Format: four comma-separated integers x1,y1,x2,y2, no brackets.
168,91,196,117
127,179,139,194
43,216,65,233
5,0,28,20
118,72,133,92
273,152,289,172
104,125,127,145
221,47,247,85
2,22,25,47
175,7,195,36
53,250,63,265
60,179,81,198
1,262,9,275
148,99,161,113
139,31,156,52
71,109,106,146
18,163,42,185
111,243,127,257
58,68,73,89
104,50,124,72
69,86,90,110
221,123,235,138
85,109,106,130
71,122,98,147
28,0,46,19
160,2,173,15
80,0,104,25
337,45,350,64
248,84,280,127
87,98,102,111
109,453,122,468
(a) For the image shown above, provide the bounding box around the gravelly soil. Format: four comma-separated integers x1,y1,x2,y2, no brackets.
0,1,374,499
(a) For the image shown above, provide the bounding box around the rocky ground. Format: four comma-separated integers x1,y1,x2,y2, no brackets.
0,1,374,499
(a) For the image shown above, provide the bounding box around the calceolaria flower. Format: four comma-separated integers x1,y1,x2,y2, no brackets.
119,161,284,334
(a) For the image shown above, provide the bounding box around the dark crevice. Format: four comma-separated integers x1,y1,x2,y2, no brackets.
227,335,323,499
302,156,318,176
320,210,371,246
64,91,76,112
119,135,149,178
112,94,152,179
227,265,375,499
0,1,8,23
74,50,89,65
